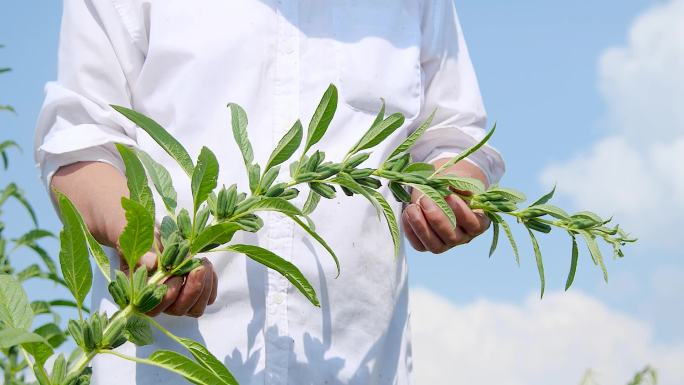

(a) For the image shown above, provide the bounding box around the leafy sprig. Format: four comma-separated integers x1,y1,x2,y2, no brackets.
2,84,635,385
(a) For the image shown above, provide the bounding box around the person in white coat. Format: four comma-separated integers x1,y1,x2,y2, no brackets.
35,1,505,384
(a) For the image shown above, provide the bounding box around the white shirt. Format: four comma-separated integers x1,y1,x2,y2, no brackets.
34,1,504,384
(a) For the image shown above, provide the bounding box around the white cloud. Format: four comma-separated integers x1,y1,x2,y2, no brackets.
410,287,684,385
541,0,684,248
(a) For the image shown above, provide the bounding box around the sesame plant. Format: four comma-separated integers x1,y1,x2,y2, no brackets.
1,49,82,385
0,84,635,384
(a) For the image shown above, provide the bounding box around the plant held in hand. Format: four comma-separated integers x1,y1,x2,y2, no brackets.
0,84,635,384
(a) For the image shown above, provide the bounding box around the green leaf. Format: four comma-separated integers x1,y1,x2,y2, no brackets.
34,323,66,348
118,197,155,270
371,99,386,129
2,183,38,226
387,109,435,160
289,216,340,277
24,340,54,365
432,124,497,176
362,186,401,258
111,105,194,176
407,183,457,229
331,173,380,218
50,354,67,385
16,264,43,282
31,301,52,315
266,120,303,171
137,149,178,213
11,229,54,249
436,176,486,195
125,314,154,346
486,187,527,203
305,84,338,152
528,204,570,220
56,191,93,309
228,103,254,167
487,216,515,264
565,235,579,291
579,230,608,282
488,218,500,258
191,147,220,213
191,223,242,254
178,337,238,385
226,244,319,306
54,191,111,281
0,328,44,348
531,185,556,206
247,197,304,217
302,190,321,216
354,113,405,152
526,227,545,298
148,350,227,385
116,144,155,218
404,162,435,174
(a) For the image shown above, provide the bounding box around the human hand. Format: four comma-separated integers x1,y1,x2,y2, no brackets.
401,159,490,254
118,242,218,318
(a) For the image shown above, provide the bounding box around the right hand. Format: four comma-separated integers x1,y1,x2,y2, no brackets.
119,248,218,318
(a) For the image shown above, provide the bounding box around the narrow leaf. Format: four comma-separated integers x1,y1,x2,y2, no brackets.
266,120,303,171
531,185,556,206
305,84,338,152
580,230,608,282
191,223,242,254
226,244,319,306
125,314,154,346
148,350,226,385
111,105,194,176
191,147,220,213
289,215,340,277
302,190,321,216
408,183,457,229
116,144,155,217
137,149,178,213
55,191,93,309
565,235,579,290
526,227,545,298
387,109,435,160
432,124,496,176
363,187,401,258
355,113,405,152
488,218,500,258
228,103,254,166
0,328,45,348
178,337,238,385
0,275,33,329
118,197,155,270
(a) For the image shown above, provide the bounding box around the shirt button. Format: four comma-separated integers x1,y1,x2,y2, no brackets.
274,293,285,305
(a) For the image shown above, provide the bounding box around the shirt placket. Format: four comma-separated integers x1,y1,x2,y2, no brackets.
265,1,299,384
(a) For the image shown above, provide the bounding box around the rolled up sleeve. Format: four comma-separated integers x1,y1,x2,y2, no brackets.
34,0,144,189
410,0,505,184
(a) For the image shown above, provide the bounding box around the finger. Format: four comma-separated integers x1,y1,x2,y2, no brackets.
417,197,465,247
402,209,426,252
405,204,447,254
188,264,213,317
140,251,158,272
208,270,218,305
147,276,183,317
165,265,208,316
445,195,490,236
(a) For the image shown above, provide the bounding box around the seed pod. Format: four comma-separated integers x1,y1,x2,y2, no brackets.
233,196,260,216
260,166,279,192
265,182,288,197
526,219,552,234
279,188,299,200
132,266,148,295
346,152,370,168
476,192,509,203
399,174,428,185
518,208,546,220
177,208,192,239
289,160,300,178
482,201,517,213
341,186,355,197
349,168,375,179
310,182,336,199
248,164,261,193
236,216,264,232
173,258,204,276
160,216,178,247
389,182,411,203
160,241,180,270
82,322,96,351
114,270,131,305
217,185,237,219
108,279,129,308
134,284,168,313
316,164,343,179
570,218,598,229
67,319,85,349
172,240,190,268
90,313,103,348
297,172,319,183
102,316,126,349
50,354,67,385
305,151,324,172
357,177,382,190
194,206,210,234
236,192,247,204
390,154,411,172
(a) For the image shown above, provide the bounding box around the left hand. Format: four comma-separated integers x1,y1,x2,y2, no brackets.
402,159,491,254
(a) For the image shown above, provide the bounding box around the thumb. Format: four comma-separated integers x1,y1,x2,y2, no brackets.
140,251,158,272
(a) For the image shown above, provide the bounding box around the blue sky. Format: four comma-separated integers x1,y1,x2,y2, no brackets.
1,1,682,384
